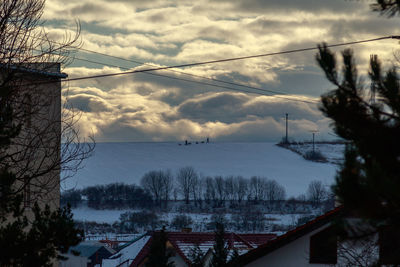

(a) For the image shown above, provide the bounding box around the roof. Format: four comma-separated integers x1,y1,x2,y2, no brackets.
168,232,276,265
127,232,277,266
129,235,153,267
103,235,151,267
230,206,344,266
69,241,115,258
0,63,67,78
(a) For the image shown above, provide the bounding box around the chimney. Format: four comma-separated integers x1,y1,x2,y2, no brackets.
181,228,192,233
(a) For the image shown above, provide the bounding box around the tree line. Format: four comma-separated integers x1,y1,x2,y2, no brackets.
62,166,332,211
140,166,288,208
62,183,153,209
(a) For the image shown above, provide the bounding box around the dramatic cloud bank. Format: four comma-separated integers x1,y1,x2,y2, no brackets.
47,0,400,142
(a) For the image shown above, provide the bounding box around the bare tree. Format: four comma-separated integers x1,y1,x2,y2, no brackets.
160,169,173,208
264,179,286,202
0,0,93,264
336,235,379,267
0,0,93,204
191,173,202,207
307,180,327,206
203,176,215,205
224,175,235,205
141,170,168,207
176,166,198,204
234,176,247,204
249,176,266,203
214,176,225,207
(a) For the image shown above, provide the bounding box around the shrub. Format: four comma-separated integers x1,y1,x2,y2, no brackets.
119,211,160,232
304,150,327,162
171,214,193,230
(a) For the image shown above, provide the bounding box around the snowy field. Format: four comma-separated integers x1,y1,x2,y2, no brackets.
63,142,339,198
71,206,305,229
286,142,345,164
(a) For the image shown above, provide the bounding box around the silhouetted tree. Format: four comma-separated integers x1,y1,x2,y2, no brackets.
141,170,173,208
371,0,400,17
61,189,82,208
316,43,400,237
189,243,205,267
234,176,248,204
265,179,286,202
171,214,193,230
210,223,228,267
0,0,90,265
229,248,240,266
176,166,198,204
306,180,327,207
146,227,175,267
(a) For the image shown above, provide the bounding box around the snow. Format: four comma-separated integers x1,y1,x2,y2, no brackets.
285,143,345,164
62,142,338,198
102,235,150,267
72,207,133,224
72,207,308,231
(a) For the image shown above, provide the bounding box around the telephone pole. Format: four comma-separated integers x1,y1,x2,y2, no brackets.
310,130,319,153
285,113,288,144
370,54,377,104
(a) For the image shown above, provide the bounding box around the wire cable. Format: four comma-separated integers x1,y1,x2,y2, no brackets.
67,55,318,104
61,35,400,83
23,35,400,91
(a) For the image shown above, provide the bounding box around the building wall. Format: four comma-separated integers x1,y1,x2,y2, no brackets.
246,226,331,267
11,63,62,212
1,64,63,267
59,254,88,267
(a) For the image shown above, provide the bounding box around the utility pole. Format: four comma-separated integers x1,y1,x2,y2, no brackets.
285,113,288,144
310,130,319,153
370,54,377,104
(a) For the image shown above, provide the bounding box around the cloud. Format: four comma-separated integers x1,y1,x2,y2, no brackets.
175,92,320,123
44,0,400,142
64,84,325,142
67,94,113,112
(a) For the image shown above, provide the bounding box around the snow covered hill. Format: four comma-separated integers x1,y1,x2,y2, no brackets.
63,142,338,198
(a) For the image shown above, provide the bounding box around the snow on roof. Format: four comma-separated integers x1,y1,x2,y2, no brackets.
102,234,151,267
0,63,67,78
231,205,344,266
168,232,276,264
69,241,115,258
101,231,277,266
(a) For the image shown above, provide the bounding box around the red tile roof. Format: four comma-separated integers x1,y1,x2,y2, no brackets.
128,232,277,266
129,236,152,267
230,206,344,266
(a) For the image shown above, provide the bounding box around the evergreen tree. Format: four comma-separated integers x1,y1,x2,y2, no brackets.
211,223,228,267
189,243,205,267
0,78,83,265
146,227,175,267
316,43,400,234
228,248,240,267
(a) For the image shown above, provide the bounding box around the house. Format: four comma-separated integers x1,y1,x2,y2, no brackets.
61,241,115,267
0,63,66,267
231,206,400,266
103,231,277,267
1,62,66,213
230,206,343,267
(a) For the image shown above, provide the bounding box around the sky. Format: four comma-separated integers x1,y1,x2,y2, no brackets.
43,0,400,142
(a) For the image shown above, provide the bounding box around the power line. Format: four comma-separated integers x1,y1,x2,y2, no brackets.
35,37,311,97
61,35,400,83
39,45,305,98
69,55,318,104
